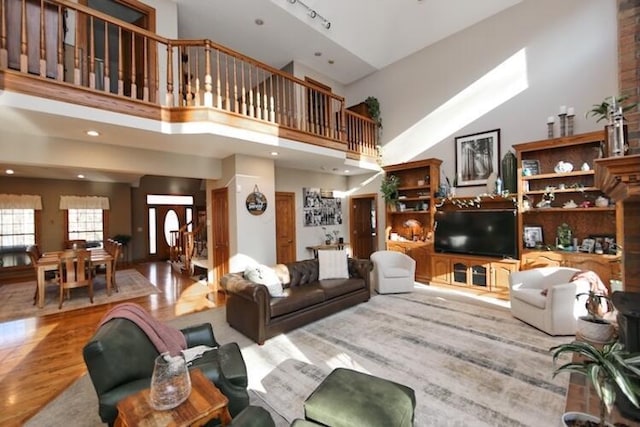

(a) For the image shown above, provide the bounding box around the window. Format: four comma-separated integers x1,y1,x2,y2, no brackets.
0,209,35,250
67,208,104,244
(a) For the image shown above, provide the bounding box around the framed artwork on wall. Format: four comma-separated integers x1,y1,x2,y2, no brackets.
303,187,343,227
455,129,500,187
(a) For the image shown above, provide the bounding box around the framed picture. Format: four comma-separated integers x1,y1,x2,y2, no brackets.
455,129,500,187
522,159,540,176
589,234,616,255
523,225,543,248
580,238,596,253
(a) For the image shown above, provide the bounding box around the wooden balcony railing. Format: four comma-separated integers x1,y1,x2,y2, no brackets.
0,0,378,158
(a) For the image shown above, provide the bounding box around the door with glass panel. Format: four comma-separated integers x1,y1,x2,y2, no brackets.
147,195,194,262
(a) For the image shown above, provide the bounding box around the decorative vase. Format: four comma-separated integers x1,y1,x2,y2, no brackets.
149,352,192,410
562,411,613,427
501,151,517,194
576,317,615,344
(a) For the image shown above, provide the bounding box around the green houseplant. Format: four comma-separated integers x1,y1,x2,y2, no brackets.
576,289,615,344
551,340,640,426
585,95,636,123
380,174,399,207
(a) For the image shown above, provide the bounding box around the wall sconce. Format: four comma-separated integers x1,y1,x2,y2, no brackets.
287,0,331,30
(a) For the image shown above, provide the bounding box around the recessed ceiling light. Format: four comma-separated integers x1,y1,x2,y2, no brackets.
270,151,279,156
314,52,322,57
86,130,100,137
6,169,14,175
77,174,85,179
254,18,264,25
344,170,350,173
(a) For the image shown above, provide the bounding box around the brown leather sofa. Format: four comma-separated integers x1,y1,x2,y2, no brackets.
221,258,373,344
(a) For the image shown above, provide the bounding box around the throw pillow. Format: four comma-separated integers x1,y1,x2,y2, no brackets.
244,264,285,297
318,250,349,280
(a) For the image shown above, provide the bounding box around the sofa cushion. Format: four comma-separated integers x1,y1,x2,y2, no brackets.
270,285,325,317
244,264,285,297
384,267,412,279
318,278,366,299
318,250,349,280
512,288,547,309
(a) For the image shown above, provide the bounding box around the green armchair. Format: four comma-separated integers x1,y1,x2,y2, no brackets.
83,318,249,425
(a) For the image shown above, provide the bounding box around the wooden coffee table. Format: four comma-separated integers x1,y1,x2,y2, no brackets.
114,368,232,427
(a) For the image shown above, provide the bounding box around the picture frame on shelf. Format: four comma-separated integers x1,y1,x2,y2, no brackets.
522,159,540,176
523,225,543,248
589,234,616,255
455,129,500,187
579,238,596,253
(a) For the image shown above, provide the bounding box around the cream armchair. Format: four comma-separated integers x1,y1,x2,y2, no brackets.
509,267,589,335
370,250,416,294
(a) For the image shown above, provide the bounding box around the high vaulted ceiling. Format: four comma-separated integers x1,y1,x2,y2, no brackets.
176,0,522,85
1,0,523,185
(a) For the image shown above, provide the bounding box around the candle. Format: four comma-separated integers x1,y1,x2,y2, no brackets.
559,105,567,115
547,116,555,124
567,107,575,116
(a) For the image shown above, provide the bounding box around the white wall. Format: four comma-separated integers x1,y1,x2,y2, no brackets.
346,0,617,199
275,168,349,260
219,155,277,271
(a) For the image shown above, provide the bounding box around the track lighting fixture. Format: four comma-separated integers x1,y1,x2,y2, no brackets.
287,0,331,31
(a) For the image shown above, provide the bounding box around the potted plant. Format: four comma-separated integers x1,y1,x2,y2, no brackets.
585,95,636,123
576,289,616,344
364,96,382,130
380,174,399,208
551,340,640,426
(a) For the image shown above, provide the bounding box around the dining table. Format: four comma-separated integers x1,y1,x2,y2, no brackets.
35,248,113,308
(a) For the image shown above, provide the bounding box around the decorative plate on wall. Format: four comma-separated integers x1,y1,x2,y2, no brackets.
246,185,267,215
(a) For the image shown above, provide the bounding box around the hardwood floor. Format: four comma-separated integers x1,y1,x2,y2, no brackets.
0,262,225,427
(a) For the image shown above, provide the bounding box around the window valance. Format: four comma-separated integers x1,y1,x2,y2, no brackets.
59,196,110,210
0,194,43,209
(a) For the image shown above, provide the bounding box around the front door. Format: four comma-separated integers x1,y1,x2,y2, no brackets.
152,205,187,261
211,188,229,286
276,192,296,264
350,195,377,259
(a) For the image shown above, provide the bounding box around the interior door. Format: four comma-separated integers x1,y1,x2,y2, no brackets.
6,0,59,77
350,195,377,259
81,0,156,99
153,205,187,261
276,192,296,264
211,188,229,285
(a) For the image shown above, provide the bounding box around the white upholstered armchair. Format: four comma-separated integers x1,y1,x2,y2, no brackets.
509,267,589,336
370,250,416,294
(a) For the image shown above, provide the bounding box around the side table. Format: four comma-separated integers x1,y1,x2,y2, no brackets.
115,368,232,427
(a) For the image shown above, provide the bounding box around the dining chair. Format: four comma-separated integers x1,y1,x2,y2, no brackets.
26,245,58,305
65,239,87,250
58,249,94,309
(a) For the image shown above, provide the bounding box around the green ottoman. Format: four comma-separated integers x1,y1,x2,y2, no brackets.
303,368,416,427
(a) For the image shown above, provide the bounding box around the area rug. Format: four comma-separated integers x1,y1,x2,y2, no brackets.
0,269,160,322
26,286,570,426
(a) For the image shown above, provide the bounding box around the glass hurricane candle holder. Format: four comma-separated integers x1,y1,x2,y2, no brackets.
149,352,192,410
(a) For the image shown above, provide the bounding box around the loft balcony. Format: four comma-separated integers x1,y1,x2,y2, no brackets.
0,0,379,166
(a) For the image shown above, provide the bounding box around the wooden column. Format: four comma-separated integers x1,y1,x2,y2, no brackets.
595,155,640,292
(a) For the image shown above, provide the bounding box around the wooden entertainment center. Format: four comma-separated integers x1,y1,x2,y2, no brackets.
383,130,623,293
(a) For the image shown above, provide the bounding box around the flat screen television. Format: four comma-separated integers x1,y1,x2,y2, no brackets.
434,209,518,259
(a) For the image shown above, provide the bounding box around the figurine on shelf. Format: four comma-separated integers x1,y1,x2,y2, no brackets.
595,196,609,207
554,161,574,173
